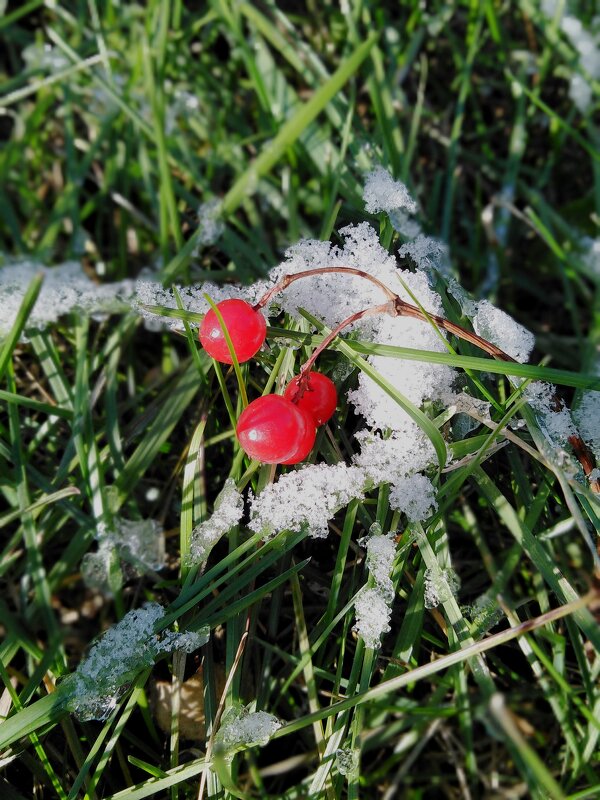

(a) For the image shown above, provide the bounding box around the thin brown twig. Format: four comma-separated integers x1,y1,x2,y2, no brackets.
257,265,599,492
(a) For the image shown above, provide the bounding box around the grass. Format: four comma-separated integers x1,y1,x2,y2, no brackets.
1,1,600,799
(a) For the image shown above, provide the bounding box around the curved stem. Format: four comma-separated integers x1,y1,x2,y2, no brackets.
297,302,393,387
255,265,598,491
254,266,397,310
393,298,516,362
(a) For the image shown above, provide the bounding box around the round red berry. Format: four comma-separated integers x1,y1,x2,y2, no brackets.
199,299,266,364
236,395,316,464
280,405,317,464
284,372,337,426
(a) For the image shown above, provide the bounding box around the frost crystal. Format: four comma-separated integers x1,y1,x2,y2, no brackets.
363,167,418,215
525,381,576,446
363,531,397,602
541,8,600,113
581,237,600,276
389,474,438,522
399,234,450,274
249,463,365,539
472,300,535,363
190,479,244,563
0,260,133,339
423,567,460,609
466,591,503,631
193,200,225,253
215,705,281,757
354,529,398,649
353,427,436,486
354,588,392,649
64,603,208,721
573,390,600,460
132,273,268,332
388,208,422,240
81,518,165,593
336,748,360,776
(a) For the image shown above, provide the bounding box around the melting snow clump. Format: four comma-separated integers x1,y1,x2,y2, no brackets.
215,704,281,758
336,748,360,776
541,5,600,113
193,199,225,253
64,603,209,721
525,382,576,446
189,479,244,563
82,518,165,593
573,390,600,460
0,260,133,339
424,566,460,609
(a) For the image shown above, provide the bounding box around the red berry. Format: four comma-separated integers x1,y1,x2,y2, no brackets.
199,299,266,364
236,395,316,464
284,372,337,426
280,405,317,465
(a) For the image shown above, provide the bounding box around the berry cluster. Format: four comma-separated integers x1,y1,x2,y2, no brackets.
199,298,337,465
195,265,600,488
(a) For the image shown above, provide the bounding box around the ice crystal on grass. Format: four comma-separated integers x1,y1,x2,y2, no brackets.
193,200,225,253
133,274,268,332
363,167,418,215
399,235,450,274
354,588,392,649
215,705,281,758
389,474,437,522
541,6,600,112
424,567,460,609
363,531,397,602
249,464,365,539
336,748,360,776
466,591,503,632
65,603,208,721
354,530,398,648
525,381,576,446
573,390,600,460
189,479,244,563
388,208,422,240
581,237,600,276
472,300,535,363
353,426,436,484
0,260,133,338
82,518,164,593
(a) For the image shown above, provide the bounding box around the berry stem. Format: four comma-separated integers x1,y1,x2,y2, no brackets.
255,265,598,491
254,266,397,311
